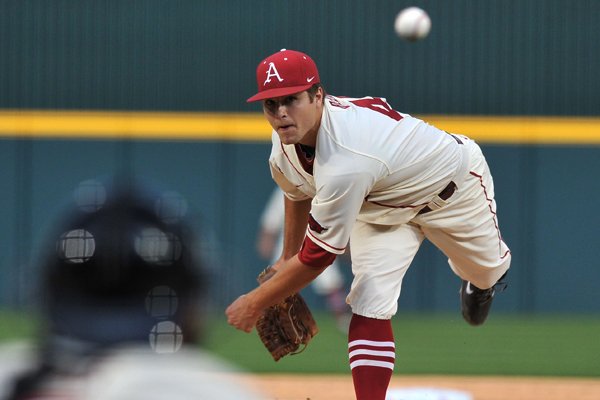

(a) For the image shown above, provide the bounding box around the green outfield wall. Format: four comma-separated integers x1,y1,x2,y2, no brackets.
0,0,598,115
0,1,598,314
1,131,598,315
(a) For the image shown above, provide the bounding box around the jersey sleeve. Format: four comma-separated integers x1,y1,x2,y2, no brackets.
269,161,311,201
304,163,380,255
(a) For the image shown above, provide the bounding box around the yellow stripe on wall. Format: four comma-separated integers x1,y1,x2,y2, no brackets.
0,110,598,144
0,110,270,141
424,115,600,145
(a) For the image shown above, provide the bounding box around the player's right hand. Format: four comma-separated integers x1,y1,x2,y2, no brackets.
225,294,261,333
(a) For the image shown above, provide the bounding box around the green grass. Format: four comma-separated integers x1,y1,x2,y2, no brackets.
203,312,600,377
389,313,600,376
2,309,599,377
204,311,351,373
0,309,39,341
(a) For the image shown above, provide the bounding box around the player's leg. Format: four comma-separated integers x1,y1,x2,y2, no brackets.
419,139,511,325
347,221,424,400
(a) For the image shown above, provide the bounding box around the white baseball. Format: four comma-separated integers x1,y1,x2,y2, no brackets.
394,7,431,42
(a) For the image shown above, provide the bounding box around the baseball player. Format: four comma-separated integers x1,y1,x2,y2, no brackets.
257,186,350,331
226,49,511,400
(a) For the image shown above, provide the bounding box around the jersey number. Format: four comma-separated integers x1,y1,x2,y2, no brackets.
350,97,403,121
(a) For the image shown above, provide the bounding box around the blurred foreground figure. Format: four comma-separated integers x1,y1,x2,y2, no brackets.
0,179,266,400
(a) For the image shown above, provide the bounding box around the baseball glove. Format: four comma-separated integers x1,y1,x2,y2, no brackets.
255,266,319,361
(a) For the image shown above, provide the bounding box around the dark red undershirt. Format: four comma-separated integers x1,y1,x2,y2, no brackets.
295,143,315,174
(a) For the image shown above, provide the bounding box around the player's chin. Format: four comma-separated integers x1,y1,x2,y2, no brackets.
277,128,299,144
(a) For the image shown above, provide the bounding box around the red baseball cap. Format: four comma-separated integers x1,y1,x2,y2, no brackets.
247,49,320,103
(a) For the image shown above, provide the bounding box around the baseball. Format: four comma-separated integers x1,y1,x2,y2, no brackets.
394,7,431,42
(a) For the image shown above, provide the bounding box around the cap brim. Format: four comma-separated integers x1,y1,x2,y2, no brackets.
246,83,315,103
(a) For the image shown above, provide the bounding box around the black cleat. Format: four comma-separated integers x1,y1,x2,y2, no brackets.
460,274,507,326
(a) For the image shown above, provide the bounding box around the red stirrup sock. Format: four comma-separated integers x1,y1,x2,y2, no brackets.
348,314,395,400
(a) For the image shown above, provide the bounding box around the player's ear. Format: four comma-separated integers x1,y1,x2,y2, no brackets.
315,86,324,105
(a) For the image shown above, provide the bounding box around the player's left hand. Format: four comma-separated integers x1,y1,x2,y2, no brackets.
226,294,262,333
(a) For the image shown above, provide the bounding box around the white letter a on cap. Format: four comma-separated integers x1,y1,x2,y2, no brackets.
264,62,284,85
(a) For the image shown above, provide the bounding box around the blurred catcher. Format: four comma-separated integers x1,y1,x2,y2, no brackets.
0,178,266,400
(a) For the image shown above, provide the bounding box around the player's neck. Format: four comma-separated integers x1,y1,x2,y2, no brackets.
299,113,321,147
299,135,317,148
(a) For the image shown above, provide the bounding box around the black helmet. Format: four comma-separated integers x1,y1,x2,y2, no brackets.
39,179,205,354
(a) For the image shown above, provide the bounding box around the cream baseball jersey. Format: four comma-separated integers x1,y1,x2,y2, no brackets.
269,95,469,258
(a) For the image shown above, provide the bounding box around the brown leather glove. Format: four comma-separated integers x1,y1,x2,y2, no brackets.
255,266,319,361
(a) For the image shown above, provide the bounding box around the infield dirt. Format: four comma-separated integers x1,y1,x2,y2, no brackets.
245,374,600,400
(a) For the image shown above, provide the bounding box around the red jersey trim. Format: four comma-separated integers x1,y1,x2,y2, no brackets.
281,143,310,178
298,236,337,268
306,229,346,252
469,171,511,260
